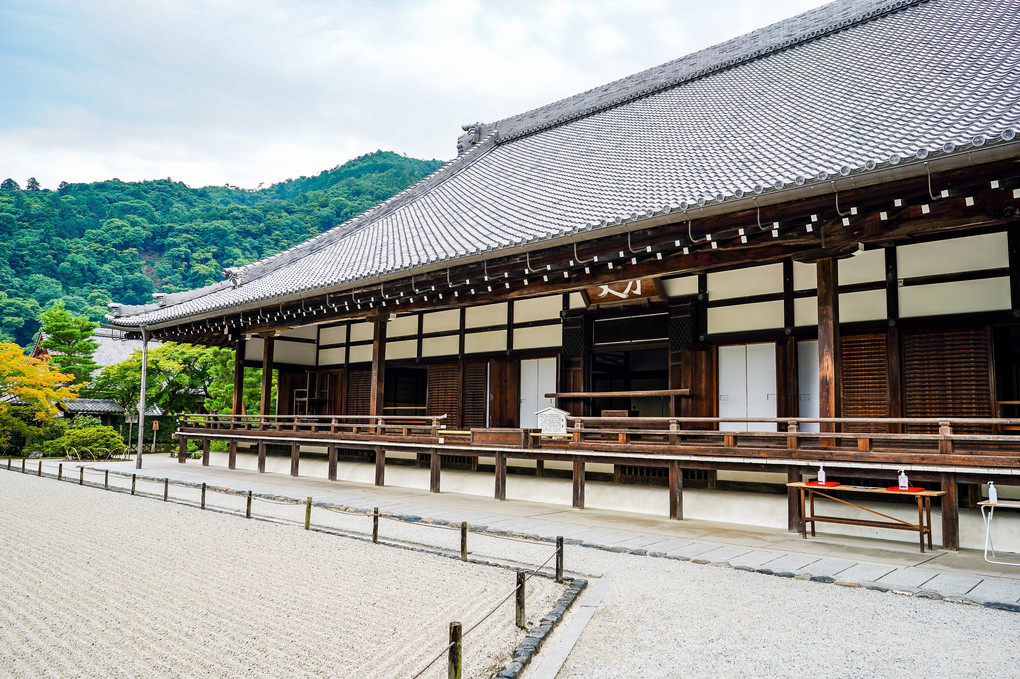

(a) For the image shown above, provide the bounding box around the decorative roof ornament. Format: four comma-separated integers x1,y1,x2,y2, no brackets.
457,122,486,155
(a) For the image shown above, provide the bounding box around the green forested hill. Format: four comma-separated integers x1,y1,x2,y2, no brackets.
0,152,445,346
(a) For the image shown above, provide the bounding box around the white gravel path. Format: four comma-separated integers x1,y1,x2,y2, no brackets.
0,471,563,679
547,549,1020,678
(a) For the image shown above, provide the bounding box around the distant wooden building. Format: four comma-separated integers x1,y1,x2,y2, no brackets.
108,0,1020,550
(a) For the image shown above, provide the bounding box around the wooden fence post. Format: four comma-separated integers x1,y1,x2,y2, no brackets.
201,482,207,509
105,469,110,490
515,571,526,630
305,497,312,530
448,621,462,679
37,460,42,476
556,536,564,584
131,474,137,495
460,521,468,561
58,463,63,481
246,491,253,518
78,466,83,484
22,458,26,473
373,507,379,543
163,477,169,501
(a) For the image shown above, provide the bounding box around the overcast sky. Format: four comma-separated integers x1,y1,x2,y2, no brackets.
0,0,829,190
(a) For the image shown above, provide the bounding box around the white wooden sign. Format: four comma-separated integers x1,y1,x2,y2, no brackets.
535,407,568,434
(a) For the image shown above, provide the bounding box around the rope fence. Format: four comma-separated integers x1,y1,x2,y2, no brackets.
3,456,569,679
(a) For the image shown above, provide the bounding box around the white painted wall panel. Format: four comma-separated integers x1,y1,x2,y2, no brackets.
797,340,819,433
465,303,507,328
661,275,698,297
746,343,777,431
245,337,263,362
707,301,783,334
707,264,782,300
718,345,748,431
568,292,586,309
386,339,417,360
520,358,557,428
274,340,316,366
318,347,346,366
793,261,816,291
464,330,507,354
349,322,374,342
839,289,886,323
513,325,562,350
899,277,1010,318
280,325,317,340
318,326,346,345
514,295,562,323
897,232,1008,278
422,335,459,357
794,297,818,327
348,344,373,364
387,314,419,337
838,249,885,285
422,309,460,333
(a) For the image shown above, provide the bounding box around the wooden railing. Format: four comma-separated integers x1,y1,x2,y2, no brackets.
179,413,448,439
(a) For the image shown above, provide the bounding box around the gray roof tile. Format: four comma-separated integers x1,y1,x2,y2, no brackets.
111,0,1020,328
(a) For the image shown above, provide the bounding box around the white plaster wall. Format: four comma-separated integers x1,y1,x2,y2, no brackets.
245,337,264,362
280,325,317,340
794,296,817,326
899,277,1010,318
422,309,460,334
897,232,1008,278
349,322,374,342
319,326,346,345
661,275,698,297
209,452,1020,551
465,303,507,328
514,295,562,323
386,339,417,360
838,249,886,285
422,335,458,357
464,330,507,354
348,344,373,364
568,292,586,309
793,261,817,291
839,289,887,323
707,301,783,334
274,340,316,366
318,346,346,366
707,264,783,300
514,325,562,350
387,314,419,337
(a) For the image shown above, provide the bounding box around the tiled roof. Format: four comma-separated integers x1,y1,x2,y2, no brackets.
62,399,163,416
110,0,1020,328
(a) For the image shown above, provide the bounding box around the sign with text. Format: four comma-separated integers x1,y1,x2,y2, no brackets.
583,277,662,306
535,407,569,435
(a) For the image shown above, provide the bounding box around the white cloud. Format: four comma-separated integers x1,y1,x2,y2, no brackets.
0,0,829,189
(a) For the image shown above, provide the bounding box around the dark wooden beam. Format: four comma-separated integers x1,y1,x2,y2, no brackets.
201,438,210,466
941,472,960,550
374,446,385,486
817,258,841,441
232,337,246,415
257,440,266,473
494,452,506,500
290,442,300,477
178,437,187,463
788,466,803,532
260,336,275,417
668,460,683,520
572,459,585,509
328,444,337,482
370,319,386,417
228,440,237,470
430,449,441,493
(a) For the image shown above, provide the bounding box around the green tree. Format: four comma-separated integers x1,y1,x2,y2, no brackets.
0,291,41,345
0,342,78,450
25,177,41,191
0,178,19,191
39,303,100,384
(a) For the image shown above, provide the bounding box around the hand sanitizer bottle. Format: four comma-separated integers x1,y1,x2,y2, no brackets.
988,481,998,504
817,464,826,485
898,469,909,490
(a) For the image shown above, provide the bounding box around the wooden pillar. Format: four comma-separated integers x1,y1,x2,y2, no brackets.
232,337,245,416
177,437,187,463
260,336,275,417
668,461,683,520
228,440,237,470
572,458,585,509
257,440,266,473
290,442,300,477
494,452,506,500
369,319,386,418
201,438,210,466
787,466,803,532
941,472,960,550
429,449,441,493
817,258,841,441
374,446,385,486
327,445,337,482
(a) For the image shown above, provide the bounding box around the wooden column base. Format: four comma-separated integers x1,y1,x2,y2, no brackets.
178,437,187,463
374,447,385,487
941,472,960,550
290,443,300,477
494,452,506,501
429,450,441,493
572,459,585,509
787,466,803,533
327,445,337,482
228,441,237,470
257,441,266,473
668,461,683,520
201,439,210,467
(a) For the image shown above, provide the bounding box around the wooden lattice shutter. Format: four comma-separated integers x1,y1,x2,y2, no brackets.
841,334,890,433
902,328,993,433
427,363,462,429
346,368,372,416
462,361,488,429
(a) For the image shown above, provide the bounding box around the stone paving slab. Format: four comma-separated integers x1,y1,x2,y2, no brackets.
615,535,673,550
728,550,788,570
836,563,898,584
760,554,820,573
667,542,722,559
875,568,939,590
966,578,1020,603
797,558,857,579
921,573,983,597
697,545,753,563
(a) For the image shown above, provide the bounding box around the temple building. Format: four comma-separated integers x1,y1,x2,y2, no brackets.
108,0,1020,551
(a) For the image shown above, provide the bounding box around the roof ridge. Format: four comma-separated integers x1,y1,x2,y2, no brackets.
488,0,927,144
